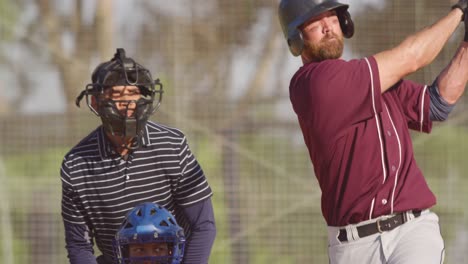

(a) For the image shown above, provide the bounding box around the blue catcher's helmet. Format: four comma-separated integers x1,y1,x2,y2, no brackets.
113,202,185,264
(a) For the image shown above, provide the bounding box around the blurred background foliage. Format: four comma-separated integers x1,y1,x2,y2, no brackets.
1,0,468,263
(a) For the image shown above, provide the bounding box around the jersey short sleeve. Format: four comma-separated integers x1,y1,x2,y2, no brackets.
389,79,432,133
61,157,87,225
174,137,213,207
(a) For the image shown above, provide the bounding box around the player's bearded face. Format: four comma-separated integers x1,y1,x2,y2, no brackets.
303,32,344,62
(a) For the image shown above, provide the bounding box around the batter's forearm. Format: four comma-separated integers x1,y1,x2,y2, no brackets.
437,42,468,104
403,9,462,69
376,8,463,92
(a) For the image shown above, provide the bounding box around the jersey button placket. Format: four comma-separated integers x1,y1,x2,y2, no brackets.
123,156,132,182
126,162,131,181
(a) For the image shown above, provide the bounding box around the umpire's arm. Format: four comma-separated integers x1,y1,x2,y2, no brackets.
61,160,97,264
63,222,98,264
182,198,217,264
175,136,217,263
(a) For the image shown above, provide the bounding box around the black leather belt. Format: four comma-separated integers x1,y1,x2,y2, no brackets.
338,210,422,242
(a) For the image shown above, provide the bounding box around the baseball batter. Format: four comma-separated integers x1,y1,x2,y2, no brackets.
278,0,468,263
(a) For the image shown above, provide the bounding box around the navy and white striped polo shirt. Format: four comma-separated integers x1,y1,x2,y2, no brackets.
61,121,213,257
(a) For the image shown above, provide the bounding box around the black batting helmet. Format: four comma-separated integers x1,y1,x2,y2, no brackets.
278,0,354,56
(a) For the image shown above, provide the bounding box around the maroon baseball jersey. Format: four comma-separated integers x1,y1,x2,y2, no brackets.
289,56,436,226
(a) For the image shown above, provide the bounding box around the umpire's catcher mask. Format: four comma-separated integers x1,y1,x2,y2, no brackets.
76,48,163,150
113,202,186,264
278,0,354,56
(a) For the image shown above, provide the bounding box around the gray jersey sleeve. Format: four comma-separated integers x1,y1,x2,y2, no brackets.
429,81,455,121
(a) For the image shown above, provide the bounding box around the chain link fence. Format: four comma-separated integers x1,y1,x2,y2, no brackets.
1,0,468,263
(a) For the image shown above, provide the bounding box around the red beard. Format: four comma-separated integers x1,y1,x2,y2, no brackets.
303,32,344,62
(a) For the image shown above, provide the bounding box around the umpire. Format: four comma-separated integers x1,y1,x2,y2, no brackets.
61,49,216,264
279,0,468,263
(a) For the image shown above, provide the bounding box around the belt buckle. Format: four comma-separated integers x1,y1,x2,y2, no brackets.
376,215,400,233
376,216,391,233
376,218,384,233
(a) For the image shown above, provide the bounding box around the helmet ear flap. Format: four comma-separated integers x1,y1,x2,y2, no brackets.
339,10,354,38
288,30,304,57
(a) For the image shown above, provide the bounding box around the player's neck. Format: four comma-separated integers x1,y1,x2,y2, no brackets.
106,132,134,157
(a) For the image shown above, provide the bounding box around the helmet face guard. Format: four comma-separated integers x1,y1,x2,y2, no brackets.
76,48,164,149
113,203,186,264
278,0,354,56
113,241,184,264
